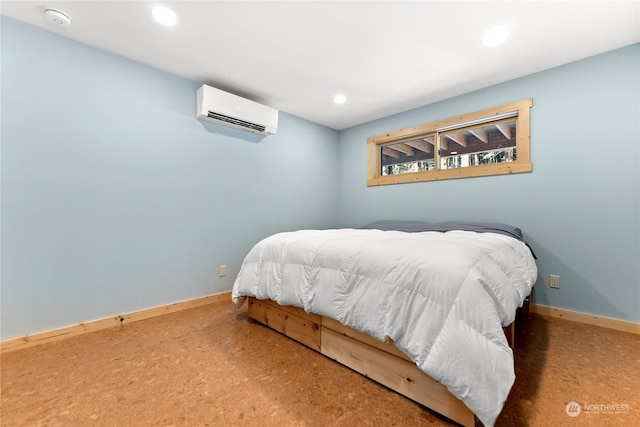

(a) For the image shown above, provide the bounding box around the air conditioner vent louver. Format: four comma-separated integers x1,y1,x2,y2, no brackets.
206,111,266,133
196,84,278,135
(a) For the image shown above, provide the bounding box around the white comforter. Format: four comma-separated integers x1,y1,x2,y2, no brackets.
232,229,537,426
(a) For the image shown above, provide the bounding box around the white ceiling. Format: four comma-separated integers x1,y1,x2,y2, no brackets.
2,1,639,130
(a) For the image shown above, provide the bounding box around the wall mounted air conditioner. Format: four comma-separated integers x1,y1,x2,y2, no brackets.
196,84,278,135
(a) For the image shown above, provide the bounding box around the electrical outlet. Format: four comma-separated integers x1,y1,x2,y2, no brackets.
550,274,559,289
219,265,226,277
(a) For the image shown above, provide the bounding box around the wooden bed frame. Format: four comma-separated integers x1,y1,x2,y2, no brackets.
247,296,529,426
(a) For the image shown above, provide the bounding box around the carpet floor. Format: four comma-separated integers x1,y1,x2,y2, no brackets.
1,300,638,426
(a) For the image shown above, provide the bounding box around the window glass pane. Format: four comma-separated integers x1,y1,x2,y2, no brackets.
381,135,435,175
439,119,517,170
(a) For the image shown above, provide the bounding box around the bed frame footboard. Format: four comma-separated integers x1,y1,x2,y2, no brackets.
247,297,481,427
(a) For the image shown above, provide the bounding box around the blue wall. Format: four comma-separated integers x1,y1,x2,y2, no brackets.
337,44,640,323
0,18,339,339
2,17,638,340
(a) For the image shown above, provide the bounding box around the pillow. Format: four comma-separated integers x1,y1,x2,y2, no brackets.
361,220,536,258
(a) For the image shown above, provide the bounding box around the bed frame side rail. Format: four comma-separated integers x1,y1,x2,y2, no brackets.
247,297,479,427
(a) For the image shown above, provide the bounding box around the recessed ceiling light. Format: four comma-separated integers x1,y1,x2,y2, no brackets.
333,94,347,105
152,6,177,26
483,25,509,47
44,9,71,28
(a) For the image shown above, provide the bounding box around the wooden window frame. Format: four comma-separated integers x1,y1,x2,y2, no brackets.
367,99,533,186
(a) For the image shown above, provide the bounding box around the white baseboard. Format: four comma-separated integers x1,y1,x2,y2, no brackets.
531,303,640,334
1,291,232,353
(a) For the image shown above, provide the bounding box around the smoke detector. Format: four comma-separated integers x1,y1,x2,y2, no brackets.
44,9,72,28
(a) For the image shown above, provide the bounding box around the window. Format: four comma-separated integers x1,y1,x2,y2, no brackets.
367,99,532,186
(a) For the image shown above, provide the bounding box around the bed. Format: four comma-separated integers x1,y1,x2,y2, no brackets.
232,221,538,426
